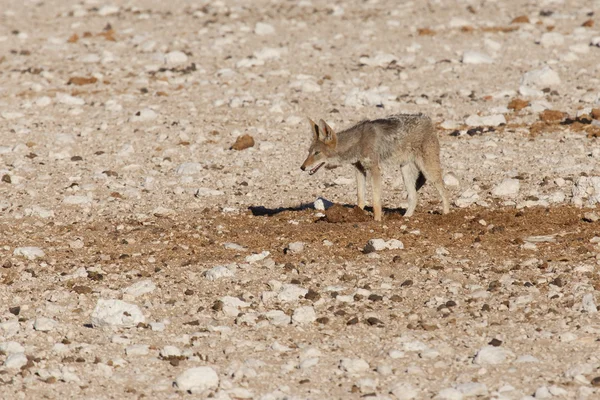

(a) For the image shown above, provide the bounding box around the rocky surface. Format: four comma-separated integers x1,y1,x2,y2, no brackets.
1,0,600,399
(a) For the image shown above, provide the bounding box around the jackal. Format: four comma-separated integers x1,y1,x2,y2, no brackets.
300,114,450,221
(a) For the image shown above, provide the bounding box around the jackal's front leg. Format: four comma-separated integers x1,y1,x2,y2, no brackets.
355,165,367,209
371,165,383,221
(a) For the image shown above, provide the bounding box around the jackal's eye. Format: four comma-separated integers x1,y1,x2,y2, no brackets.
314,151,320,156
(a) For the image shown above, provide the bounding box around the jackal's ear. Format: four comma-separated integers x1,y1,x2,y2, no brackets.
308,118,319,141
318,119,337,145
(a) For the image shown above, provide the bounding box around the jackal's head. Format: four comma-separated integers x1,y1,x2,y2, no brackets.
301,118,338,175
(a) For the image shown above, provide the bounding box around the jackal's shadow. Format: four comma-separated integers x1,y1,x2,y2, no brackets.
248,202,409,217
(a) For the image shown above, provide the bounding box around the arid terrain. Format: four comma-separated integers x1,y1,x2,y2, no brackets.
1,0,600,399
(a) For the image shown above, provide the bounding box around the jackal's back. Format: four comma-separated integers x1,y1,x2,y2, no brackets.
337,113,436,163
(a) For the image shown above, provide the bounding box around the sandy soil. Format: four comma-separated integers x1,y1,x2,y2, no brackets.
1,0,600,399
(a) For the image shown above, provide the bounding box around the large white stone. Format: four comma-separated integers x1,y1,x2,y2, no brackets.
292,306,316,325
254,22,275,35
339,358,370,374
492,179,520,197
0,341,25,355
582,293,597,313
175,366,219,393
390,382,419,399
33,317,57,332
204,265,235,281
13,246,45,260
123,280,156,298
521,66,561,88
91,299,145,328
434,388,464,400
176,162,203,175
277,284,308,302
4,353,28,370
473,346,514,365
539,32,565,48
461,50,493,64
165,51,188,65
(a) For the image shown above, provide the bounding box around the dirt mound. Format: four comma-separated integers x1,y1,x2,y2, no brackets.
324,204,371,223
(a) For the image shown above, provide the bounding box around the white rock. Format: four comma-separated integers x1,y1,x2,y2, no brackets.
515,355,540,363
4,353,28,370
277,284,308,302
264,310,291,326
591,36,600,47
388,350,405,359
339,358,370,374
13,246,45,260
130,108,157,122
548,386,568,396
195,188,224,197
534,386,552,399
254,47,284,61
56,93,85,105
63,195,92,205
175,366,219,393
390,382,419,399
98,5,119,16
150,322,165,331
165,51,188,65
176,162,203,175
160,346,181,358
314,197,333,210
220,296,250,317
0,321,20,337
521,66,561,88
0,341,25,355
91,299,145,328
360,52,398,67
582,293,597,313
462,50,493,64
254,22,275,35
224,243,246,251
465,114,506,127
299,357,319,369
245,251,270,263
365,238,387,252
435,388,464,400
387,239,404,250
286,242,305,254
123,280,156,298
33,317,57,332
292,306,316,325
440,120,460,130
1,112,24,120
126,344,150,356
35,96,51,107
204,266,235,281
456,382,488,397
539,32,565,48
473,346,514,365
492,179,520,197
444,173,460,187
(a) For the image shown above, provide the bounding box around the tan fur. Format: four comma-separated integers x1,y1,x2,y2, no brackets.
301,114,450,221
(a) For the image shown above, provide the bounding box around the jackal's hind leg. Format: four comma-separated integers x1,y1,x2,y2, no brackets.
401,163,419,217
354,162,367,209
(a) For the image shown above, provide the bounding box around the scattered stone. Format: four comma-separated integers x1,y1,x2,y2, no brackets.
465,114,506,127
539,32,565,48
125,344,150,356
130,108,157,122
455,382,488,397
254,22,275,35
364,238,404,253
33,317,57,332
230,134,255,151
164,51,188,65
176,162,203,175
245,251,270,263
434,388,464,400
204,265,235,281
292,306,316,325
390,382,419,399
583,212,599,222
582,293,597,313
461,50,493,64
473,346,514,365
90,299,145,328
265,310,291,326
492,178,520,197
0,341,24,355
174,366,219,393
521,66,561,89
286,242,305,254
123,280,156,298
4,352,28,370
443,172,460,187
339,358,370,374
13,246,45,260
